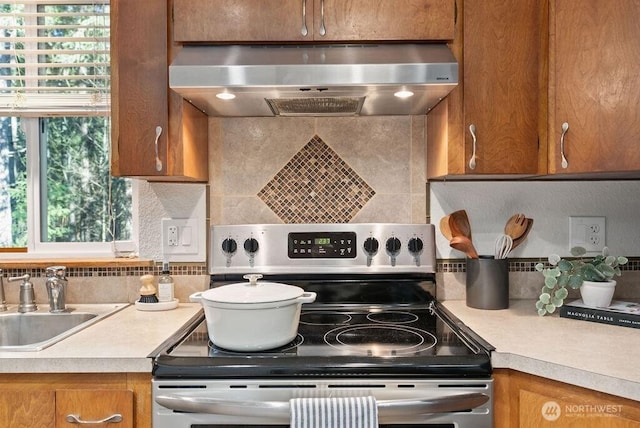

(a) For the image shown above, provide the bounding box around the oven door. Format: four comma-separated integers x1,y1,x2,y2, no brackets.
153,378,493,428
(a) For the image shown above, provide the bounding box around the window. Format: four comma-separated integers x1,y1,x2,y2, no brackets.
0,0,133,256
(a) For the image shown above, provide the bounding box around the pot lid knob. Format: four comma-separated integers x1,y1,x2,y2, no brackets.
242,273,263,286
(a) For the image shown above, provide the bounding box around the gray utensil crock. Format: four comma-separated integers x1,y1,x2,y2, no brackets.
466,256,509,310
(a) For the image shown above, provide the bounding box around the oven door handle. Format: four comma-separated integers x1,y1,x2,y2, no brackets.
156,392,489,418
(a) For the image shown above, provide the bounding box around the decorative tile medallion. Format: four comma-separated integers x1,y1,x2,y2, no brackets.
258,135,375,223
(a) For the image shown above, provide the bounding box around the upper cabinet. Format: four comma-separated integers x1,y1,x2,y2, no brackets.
547,0,640,175
111,0,208,182
173,0,455,42
427,0,544,179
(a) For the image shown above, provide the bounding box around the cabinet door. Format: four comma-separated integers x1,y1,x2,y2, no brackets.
173,0,309,42
316,0,455,41
427,0,542,178
462,0,541,174
56,389,133,428
0,390,55,427
111,0,209,181
495,369,640,428
173,0,454,42
111,0,168,178
549,0,640,174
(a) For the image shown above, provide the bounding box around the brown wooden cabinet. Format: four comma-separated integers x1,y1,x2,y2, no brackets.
0,373,151,428
547,0,640,175
427,0,544,179
111,0,208,182
173,0,455,42
494,369,640,427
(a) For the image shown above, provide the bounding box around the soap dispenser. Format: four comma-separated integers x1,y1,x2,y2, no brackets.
157,261,174,302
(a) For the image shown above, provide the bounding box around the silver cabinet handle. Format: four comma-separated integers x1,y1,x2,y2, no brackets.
560,121,569,169
156,392,489,419
468,124,477,170
66,414,123,424
301,0,308,36
154,125,163,172
318,0,326,36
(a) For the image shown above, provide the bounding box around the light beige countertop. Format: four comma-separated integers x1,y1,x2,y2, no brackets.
2,300,639,403
442,299,640,402
0,303,202,373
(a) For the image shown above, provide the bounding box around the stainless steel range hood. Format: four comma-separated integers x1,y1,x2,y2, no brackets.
169,44,458,117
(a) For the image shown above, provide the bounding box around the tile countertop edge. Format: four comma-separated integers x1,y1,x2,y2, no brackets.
0,303,203,374
442,300,640,402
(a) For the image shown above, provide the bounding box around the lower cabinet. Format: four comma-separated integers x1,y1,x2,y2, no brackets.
494,369,640,427
0,373,151,428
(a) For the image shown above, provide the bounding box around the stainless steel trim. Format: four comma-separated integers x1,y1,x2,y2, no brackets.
156,392,489,418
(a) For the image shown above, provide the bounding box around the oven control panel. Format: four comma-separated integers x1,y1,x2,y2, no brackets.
210,223,436,275
288,232,357,258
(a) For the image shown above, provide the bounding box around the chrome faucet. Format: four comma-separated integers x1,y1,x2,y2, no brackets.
45,266,67,313
8,274,37,313
0,269,7,311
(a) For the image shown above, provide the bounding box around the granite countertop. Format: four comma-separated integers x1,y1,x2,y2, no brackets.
0,303,202,373
1,300,639,403
443,299,640,402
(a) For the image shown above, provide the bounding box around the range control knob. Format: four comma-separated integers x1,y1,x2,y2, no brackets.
244,238,259,254
408,237,424,255
221,238,237,255
221,238,237,268
385,237,402,255
385,237,402,267
363,237,379,255
363,237,379,267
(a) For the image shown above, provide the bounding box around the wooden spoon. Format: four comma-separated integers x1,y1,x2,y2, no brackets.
449,235,479,259
511,218,534,252
504,213,528,241
449,210,473,240
439,215,453,240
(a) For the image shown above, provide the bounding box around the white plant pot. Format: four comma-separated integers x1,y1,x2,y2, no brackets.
579,280,616,308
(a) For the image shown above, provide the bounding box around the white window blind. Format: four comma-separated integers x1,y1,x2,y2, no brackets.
0,0,109,116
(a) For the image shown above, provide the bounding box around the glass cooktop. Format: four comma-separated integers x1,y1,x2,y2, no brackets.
154,282,492,379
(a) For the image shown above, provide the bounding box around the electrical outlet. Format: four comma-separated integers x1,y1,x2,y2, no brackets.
569,216,606,252
167,226,179,246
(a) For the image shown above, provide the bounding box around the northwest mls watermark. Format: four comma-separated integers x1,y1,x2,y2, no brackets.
542,401,624,421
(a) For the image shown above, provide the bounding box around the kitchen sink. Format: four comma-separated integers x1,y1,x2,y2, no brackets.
0,303,129,352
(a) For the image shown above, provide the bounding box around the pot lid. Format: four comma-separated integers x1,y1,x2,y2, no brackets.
201,274,304,304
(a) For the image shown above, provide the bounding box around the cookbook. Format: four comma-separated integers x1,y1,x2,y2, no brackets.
559,299,640,329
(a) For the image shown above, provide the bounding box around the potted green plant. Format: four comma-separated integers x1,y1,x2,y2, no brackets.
534,246,628,316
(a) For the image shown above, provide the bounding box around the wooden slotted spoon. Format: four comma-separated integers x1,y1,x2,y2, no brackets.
504,213,528,241
511,218,534,252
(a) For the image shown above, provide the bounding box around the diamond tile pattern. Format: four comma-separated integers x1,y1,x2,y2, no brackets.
258,135,375,223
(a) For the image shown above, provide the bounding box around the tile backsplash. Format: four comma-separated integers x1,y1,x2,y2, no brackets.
209,116,426,225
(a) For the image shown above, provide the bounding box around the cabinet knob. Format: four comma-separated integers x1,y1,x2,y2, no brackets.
560,122,570,169
66,413,123,424
468,124,477,170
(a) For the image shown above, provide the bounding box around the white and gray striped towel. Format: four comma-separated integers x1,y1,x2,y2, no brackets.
290,396,378,428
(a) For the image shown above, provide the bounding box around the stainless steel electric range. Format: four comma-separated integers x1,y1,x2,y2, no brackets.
152,223,494,427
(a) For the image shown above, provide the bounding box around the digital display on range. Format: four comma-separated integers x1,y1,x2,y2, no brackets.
288,232,357,258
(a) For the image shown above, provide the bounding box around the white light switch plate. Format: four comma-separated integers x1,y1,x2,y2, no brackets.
569,216,605,253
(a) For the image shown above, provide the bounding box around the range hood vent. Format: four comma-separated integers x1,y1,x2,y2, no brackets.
265,96,366,116
170,44,458,117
